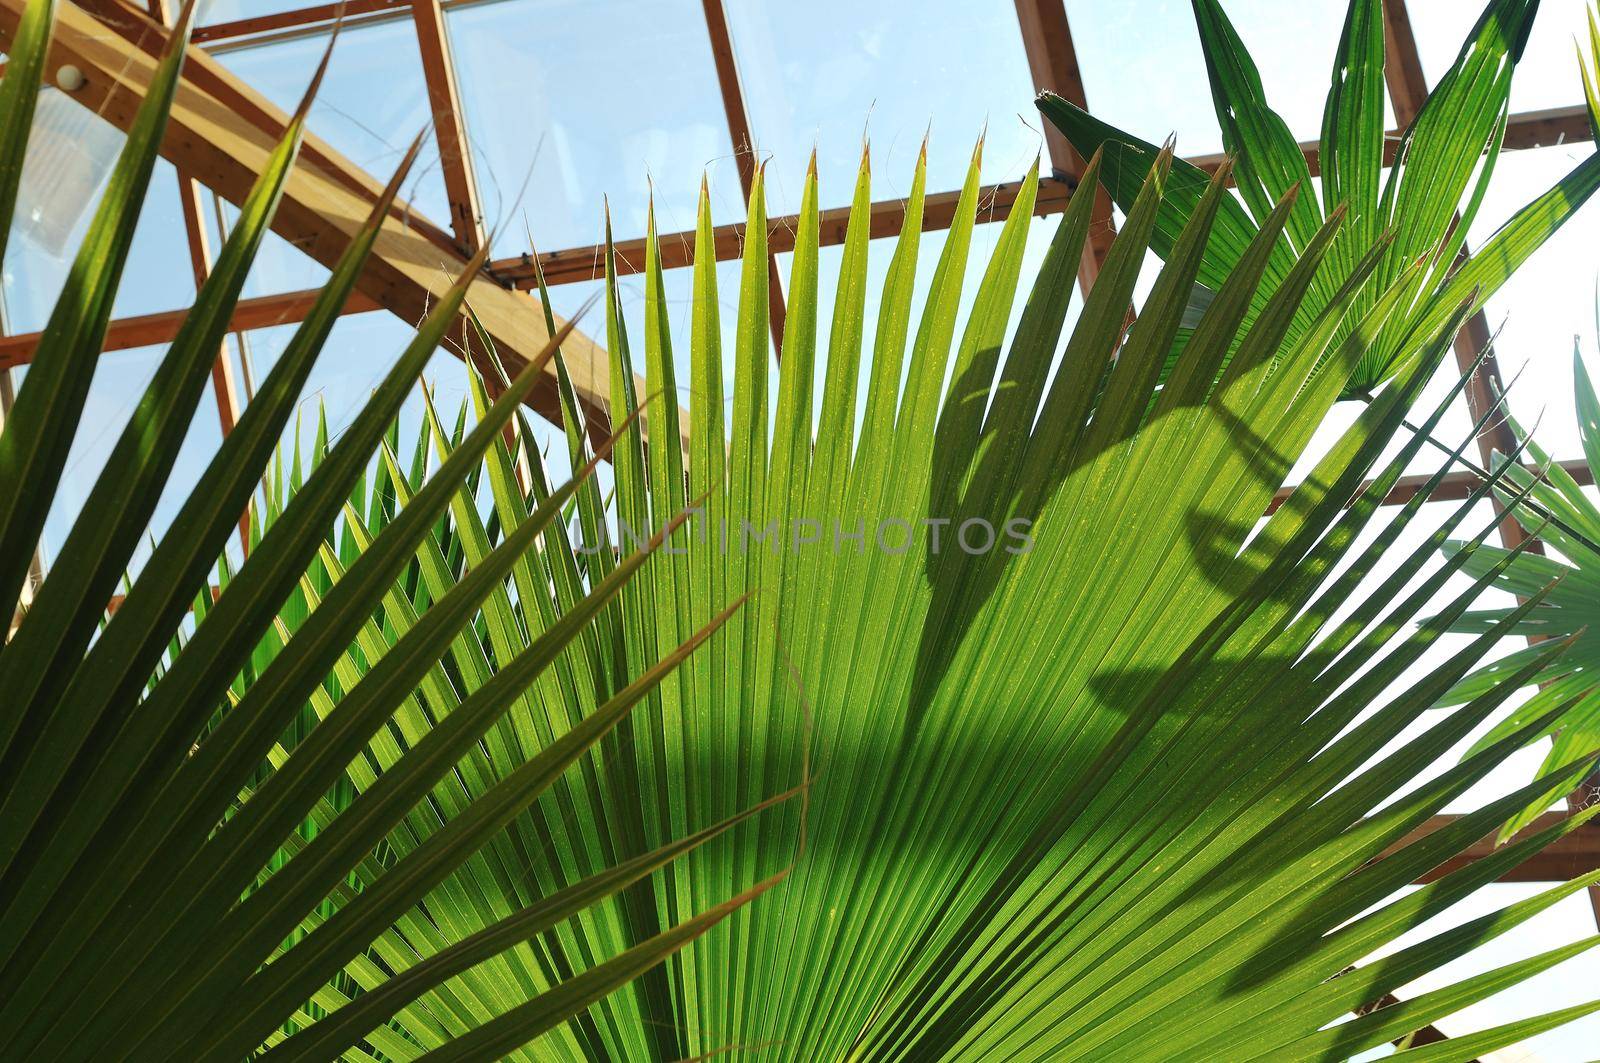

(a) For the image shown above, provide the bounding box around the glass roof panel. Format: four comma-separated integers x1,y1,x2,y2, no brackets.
238,309,424,439
537,254,757,430
1410,0,1592,114
447,0,741,256
2,91,195,334
1066,0,1365,160
1464,142,1600,462
214,19,450,227
195,0,327,24
722,0,1040,217
204,191,331,299
36,343,225,576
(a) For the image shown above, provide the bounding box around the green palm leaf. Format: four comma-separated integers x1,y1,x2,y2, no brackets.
1038,0,1600,397
3,0,1600,1058
1427,341,1600,842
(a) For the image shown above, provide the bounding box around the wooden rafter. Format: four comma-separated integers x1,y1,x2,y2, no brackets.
1381,0,1516,479
411,0,483,251
1496,102,1597,150
1381,0,1430,127
488,93,1592,291
32,89,1591,366
171,176,247,437
0,179,1073,363
699,0,787,359
1384,813,1600,884
1382,0,1550,540
0,0,646,450
75,0,463,255
145,0,246,447
1265,458,1597,516
1010,0,1080,177
498,176,1077,289
0,289,382,369
1186,103,1593,177
1011,0,1115,287
168,159,255,547
193,0,408,44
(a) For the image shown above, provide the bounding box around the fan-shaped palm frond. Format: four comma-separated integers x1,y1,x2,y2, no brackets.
493,130,1600,1062
173,118,1600,1063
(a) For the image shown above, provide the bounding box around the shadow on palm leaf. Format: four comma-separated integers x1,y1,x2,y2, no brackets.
915,398,1253,703
853,554,1591,1059
858,273,1581,1056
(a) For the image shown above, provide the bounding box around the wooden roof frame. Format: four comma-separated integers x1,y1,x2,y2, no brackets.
0,0,637,451
4,0,1591,402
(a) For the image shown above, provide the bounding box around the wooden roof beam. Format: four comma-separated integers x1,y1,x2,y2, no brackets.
1389,813,1600,884
699,0,787,359
410,0,483,252
0,289,382,369
74,0,463,253
14,91,1585,374
1012,0,1115,287
497,175,1077,288
193,0,409,45
1265,458,1596,515
492,99,1590,295
1186,103,1590,175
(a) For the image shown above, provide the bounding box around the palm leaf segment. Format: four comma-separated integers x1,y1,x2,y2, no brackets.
1430,345,1600,843
1039,0,1600,398
2,0,1600,1059
1423,5,1600,846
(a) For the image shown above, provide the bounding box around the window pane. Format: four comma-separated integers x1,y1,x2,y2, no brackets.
214,19,450,228
1465,143,1599,462
239,310,423,438
2,91,195,333
1067,0,1373,160
724,0,1039,216
37,344,224,576
194,0,329,25
1410,0,1591,114
236,312,583,509
448,0,739,256
204,191,330,298
1362,883,1600,1058
538,255,756,431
